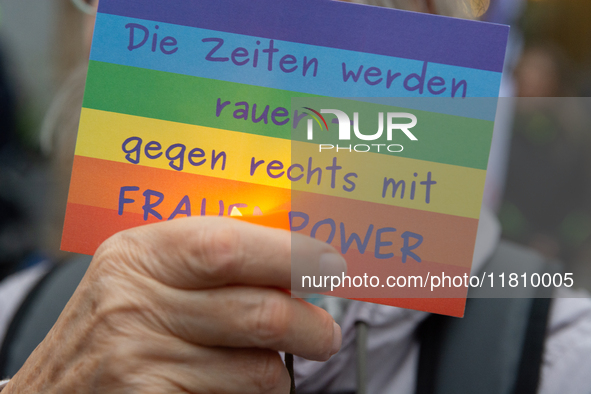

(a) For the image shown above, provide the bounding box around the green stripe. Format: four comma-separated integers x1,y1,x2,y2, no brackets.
83,61,493,169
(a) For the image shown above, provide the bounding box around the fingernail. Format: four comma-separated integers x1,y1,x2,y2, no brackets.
319,253,347,277
331,321,342,355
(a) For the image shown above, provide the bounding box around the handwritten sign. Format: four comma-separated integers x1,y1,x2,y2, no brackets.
62,0,509,317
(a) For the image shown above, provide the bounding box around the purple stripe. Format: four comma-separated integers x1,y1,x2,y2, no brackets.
97,0,508,73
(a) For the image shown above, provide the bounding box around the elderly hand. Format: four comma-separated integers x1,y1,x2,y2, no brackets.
5,216,345,393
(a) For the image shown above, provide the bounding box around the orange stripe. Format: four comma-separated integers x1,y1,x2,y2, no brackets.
63,202,468,316
291,191,478,268
61,203,157,255
235,211,291,231
68,155,291,216
66,156,478,267
63,203,466,316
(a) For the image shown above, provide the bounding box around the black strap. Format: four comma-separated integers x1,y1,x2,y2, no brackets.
415,297,553,394
415,241,557,394
0,263,56,376
415,313,447,394
511,297,553,394
0,255,91,377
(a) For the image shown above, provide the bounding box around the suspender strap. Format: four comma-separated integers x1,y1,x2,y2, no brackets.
511,297,553,394
0,265,55,376
0,255,91,377
415,241,558,394
415,313,446,394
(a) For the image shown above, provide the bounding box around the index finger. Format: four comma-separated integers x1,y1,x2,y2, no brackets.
95,216,347,291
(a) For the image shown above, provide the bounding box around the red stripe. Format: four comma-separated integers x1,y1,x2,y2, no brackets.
66,156,479,267
62,202,466,316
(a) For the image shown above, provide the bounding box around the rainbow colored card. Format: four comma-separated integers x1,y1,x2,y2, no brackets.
62,0,509,317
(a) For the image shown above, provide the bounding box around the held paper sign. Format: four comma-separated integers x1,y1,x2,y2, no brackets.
62,0,509,317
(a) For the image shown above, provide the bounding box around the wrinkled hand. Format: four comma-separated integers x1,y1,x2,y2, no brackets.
5,217,346,393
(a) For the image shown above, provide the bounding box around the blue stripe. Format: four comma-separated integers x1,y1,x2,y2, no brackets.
353,97,499,122
91,14,503,99
97,0,509,73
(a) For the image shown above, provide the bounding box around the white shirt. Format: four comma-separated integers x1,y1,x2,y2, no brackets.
295,209,591,393
0,211,590,393
0,262,50,345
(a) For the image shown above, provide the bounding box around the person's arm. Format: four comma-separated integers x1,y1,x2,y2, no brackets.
3,216,345,393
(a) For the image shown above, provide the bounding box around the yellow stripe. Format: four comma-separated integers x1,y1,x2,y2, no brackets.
76,108,486,218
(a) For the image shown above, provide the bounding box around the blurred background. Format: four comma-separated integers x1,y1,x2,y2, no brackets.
0,0,88,281
1,0,591,290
